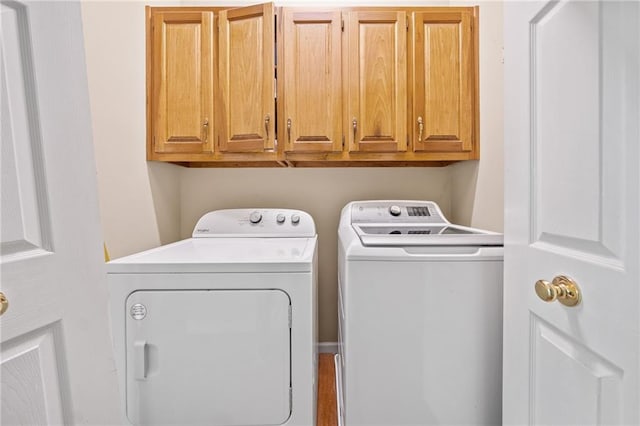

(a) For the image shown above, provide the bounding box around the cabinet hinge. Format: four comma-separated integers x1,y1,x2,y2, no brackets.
342,135,345,148
341,20,344,32
288,305,292,328
289,387,293,408
406,20,409,31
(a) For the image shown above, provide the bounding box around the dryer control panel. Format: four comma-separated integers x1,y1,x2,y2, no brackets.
350,200,448,224
192,209,316,238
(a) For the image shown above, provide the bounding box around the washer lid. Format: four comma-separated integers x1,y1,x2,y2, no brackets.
348,200,503,247
106,237,317,273
353,224,503,247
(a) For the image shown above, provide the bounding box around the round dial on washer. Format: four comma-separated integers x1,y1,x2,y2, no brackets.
291,214,300,224
389,205,402,216
276,213,286,224
249,211,262,224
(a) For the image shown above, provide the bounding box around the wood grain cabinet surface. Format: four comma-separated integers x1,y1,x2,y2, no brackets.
345,10,407,154
219,3,275,154
280,10,343,154
146,3,479,167
411,9,476,155
147,4,279,166
147,9,215,160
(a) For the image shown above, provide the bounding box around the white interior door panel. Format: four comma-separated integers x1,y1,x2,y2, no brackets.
503,1,639,424
0,1,120,424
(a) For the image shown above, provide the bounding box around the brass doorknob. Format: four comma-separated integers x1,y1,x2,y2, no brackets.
0,292,8,316
535,275,581,307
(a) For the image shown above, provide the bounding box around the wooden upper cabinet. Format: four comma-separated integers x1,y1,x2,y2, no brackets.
411,9,476,153
281,10,342,153
145,5,479,166
218,3,275,153
148,9,214,156
345,11,407,153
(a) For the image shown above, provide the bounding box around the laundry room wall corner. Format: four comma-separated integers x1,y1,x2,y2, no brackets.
449,0,504,232
82,0,505,346
82,0,182,259
148,162,181,245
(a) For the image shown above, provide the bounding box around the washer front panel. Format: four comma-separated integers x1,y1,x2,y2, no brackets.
125,289,291,426
340,259,503,426
338,200,504,425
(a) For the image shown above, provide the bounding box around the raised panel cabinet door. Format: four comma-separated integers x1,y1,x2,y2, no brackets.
149,10,214,155
219,3,275,153
281,9,342,153
412,9,475,153
346,11,407,153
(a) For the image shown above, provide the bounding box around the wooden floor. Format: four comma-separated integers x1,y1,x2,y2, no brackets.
317,353,338,426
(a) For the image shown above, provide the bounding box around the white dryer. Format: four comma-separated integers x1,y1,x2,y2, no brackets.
107,209,318,426
337,200,503,426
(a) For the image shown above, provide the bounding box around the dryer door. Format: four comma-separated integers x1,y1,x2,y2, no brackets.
125,289,291,426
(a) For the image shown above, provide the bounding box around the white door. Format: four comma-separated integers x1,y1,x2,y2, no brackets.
504,1,639,425
1,1,120,424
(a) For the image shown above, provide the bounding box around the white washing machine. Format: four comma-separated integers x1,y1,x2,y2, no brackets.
107,209,318,426
337,200,503,426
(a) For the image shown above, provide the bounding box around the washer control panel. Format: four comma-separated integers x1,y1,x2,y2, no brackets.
350,200,447,224
192,208,316,237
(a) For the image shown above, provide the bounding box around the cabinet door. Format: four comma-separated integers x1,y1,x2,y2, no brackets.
149,11,214,155
412,10,475,153
281,10,342,153
219,3,275,153
346,11,407,153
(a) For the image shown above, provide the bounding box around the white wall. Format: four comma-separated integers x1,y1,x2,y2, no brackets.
82,1,181,260
82,0,503,342
180,168,452,342
450,0,504,232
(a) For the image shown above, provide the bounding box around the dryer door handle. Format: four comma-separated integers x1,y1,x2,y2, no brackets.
134,340,148,380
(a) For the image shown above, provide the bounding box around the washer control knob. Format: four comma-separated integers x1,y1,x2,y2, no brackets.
389,205,402,216
291,214,300,225
249,211,262,224
276,213,286,224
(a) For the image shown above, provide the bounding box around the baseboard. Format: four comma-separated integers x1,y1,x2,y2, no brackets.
317,342,338,354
